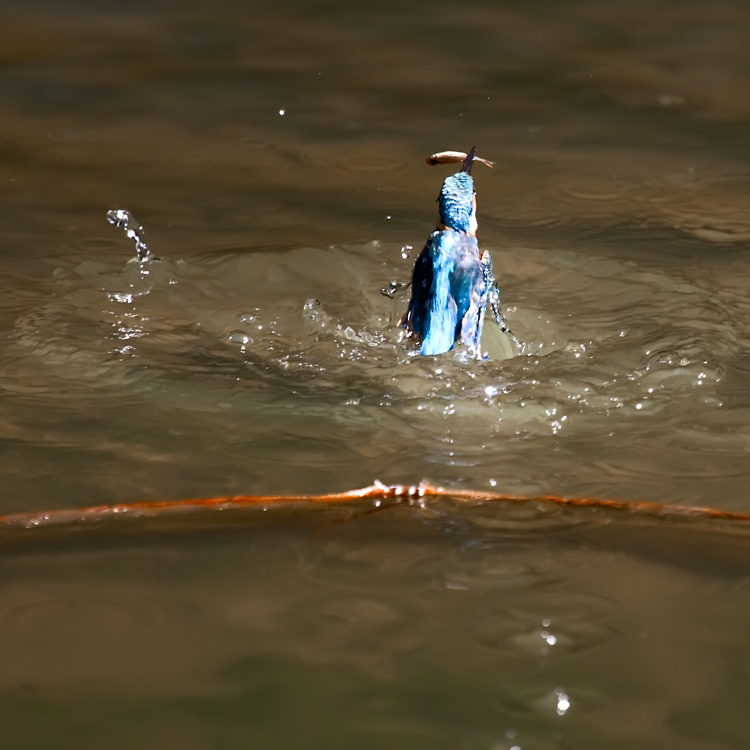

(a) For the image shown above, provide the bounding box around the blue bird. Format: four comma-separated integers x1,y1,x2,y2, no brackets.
401,147,510,358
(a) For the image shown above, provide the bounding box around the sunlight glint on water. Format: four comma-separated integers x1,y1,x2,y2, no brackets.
1,0,750,746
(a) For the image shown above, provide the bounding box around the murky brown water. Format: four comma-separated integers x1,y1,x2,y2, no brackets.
1,0,750,746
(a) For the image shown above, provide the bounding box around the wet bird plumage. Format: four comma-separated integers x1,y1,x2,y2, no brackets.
402,149,493,358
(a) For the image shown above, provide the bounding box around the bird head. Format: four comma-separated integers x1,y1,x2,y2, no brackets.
437,148,478,235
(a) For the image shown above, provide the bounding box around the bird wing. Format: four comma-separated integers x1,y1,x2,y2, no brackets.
453,241,488,357
401,232,437,338
402,231,489,357
402,231,460,355
421,251,459,355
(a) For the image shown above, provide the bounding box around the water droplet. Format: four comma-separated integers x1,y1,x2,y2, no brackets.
380,280,409,299
107,292,133,304
228,331,253,345
106,209,152,262
555,689,570,716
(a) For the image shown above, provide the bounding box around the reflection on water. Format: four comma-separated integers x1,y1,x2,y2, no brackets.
0,504,749,749
1,0,750,745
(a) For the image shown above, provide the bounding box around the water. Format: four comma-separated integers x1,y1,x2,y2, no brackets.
1,0,750,745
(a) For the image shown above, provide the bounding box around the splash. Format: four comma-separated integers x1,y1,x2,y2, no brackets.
106,209,152,262
380,280,410,299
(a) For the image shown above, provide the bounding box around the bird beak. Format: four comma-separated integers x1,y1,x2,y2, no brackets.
461,146,476,175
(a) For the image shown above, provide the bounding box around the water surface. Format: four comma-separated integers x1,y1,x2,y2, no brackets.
1,0,750,746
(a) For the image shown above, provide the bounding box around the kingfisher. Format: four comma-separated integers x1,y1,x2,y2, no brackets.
401,147,512,358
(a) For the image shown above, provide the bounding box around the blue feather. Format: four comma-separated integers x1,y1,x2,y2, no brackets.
403,228,489,357
438,173,474,233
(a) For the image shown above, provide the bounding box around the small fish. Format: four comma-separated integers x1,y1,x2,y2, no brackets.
426,150,494,169
402,147,513,357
